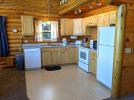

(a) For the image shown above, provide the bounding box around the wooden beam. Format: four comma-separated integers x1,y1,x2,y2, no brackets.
59,0,113,15
112,4,126,98
111,0,127,5
82,5,117,18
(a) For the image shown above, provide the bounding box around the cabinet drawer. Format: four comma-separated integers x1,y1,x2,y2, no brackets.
41,48,53,52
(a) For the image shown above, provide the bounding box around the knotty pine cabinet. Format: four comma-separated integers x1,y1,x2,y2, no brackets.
110,11,117,25
69,46,78,63
61,47,70,64
90,49,97,76
41,46,78,66
60,18,73,35
73,18,82,35
98,13,110,26
88,15,98,26
42,48,62,66
21,15,34,36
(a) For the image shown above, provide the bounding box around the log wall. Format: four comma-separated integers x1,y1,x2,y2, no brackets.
120,1,134,97
0,0,59,56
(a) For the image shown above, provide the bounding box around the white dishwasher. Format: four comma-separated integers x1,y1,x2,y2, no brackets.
24,48,41,70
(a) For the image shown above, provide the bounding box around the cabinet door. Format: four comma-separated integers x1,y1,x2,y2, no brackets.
66,19,73,35
103,13,110,26
73,19,82,35
52,52,62,65
21,16,34,36
60,19,65,35
97,14,104,26
110,11,117,25
82,17,88,35
60,19,73,35
90,50,97,75
42,51,52,66
70,47,78,63
62,47,70,64
88,15,98,26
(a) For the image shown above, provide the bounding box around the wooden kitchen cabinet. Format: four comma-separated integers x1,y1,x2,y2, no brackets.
103,12,110,26
61,47,70,64
41,46,78,66
97,13,110,26
42,48,62,66
90,49,97,76
82,17,88,35
21,15,34,36
110,11,117,25
51,48,62,65
42,51,52,66
73,18,82,35
69,46,78,63
52,52,62,65
88,15,98,26
60,18,73,35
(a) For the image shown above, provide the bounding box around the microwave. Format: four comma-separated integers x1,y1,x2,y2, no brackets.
90,40,97,49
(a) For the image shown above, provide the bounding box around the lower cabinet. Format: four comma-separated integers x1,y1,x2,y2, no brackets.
52,51,62,65
62,47,70,64
90,49,97,76
42,51,52,65
70,46,78,64
42,48,62,66
41,46,78,66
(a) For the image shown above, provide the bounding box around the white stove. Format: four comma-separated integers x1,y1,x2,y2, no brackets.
78,47,91,72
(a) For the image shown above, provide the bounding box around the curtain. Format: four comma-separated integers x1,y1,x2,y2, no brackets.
50,21,58,41
0,16,9,57
35,20,43,42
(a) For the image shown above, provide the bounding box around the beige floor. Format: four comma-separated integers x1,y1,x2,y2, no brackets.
25,65,111,100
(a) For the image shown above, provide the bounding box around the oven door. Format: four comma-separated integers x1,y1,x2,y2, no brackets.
79,47,89,64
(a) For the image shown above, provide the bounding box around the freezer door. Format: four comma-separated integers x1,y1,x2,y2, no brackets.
97,45,114,89
98,27,115,46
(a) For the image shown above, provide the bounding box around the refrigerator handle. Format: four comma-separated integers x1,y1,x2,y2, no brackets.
97,45,99,58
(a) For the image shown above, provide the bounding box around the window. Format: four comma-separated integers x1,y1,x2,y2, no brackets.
35,20,58,42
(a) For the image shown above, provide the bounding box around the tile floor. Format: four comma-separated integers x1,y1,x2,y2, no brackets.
25,65,111,100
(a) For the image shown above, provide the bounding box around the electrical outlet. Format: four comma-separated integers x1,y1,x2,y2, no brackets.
125,48,132,54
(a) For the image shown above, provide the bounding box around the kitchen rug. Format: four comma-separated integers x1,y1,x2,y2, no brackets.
44,65,61,71
0,68,29,100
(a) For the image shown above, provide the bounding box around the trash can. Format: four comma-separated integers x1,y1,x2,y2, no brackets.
16,54,24,70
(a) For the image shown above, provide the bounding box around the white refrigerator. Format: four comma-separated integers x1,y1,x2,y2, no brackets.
97,26,115,89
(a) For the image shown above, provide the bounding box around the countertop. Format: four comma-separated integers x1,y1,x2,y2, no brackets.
22,43,97,51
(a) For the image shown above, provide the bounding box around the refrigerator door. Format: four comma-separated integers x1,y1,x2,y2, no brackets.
97,45,114,89
98,27,115,46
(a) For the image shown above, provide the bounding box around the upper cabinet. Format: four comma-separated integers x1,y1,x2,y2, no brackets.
21,16,34,36
88,15,98,26
73,18,82,35
82,17,88,35
98,13,110,26
60,11,117,36
60,18,73,35
110,11,117,25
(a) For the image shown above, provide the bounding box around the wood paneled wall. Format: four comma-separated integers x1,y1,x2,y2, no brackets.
0,0,59,56
120,1,134,97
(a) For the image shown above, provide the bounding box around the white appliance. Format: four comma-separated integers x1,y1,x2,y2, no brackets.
97,26,115,89
24,48,41,70
78,47,90,72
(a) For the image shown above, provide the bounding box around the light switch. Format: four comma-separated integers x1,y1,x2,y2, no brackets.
125,48,132,54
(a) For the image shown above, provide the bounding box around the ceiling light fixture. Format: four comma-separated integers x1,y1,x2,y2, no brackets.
74,8,82,14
